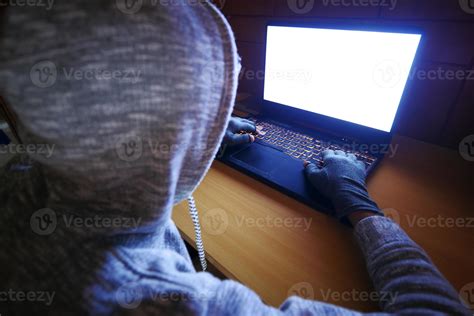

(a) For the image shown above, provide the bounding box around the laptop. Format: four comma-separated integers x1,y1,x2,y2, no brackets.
218,23,422,213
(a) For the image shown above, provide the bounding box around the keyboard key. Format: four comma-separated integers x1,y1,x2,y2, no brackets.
254,120,376,169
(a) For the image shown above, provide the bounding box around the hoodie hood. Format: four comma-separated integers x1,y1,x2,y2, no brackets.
0,1,239,236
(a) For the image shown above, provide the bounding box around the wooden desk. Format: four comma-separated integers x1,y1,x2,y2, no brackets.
173,135,474,312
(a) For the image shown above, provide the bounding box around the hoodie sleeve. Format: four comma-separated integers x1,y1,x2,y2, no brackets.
206,279,364,316
106,216,469,316
200,216,470,316
113,269,365,316
353,216,470,315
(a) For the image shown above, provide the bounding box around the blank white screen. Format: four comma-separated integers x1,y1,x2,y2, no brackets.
263,26,421,132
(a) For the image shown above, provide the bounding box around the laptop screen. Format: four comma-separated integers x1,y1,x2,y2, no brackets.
263,25,422,133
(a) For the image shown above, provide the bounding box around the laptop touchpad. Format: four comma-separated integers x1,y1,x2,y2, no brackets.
231,144,293,176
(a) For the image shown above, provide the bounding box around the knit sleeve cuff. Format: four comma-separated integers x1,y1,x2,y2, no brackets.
353,216,414,256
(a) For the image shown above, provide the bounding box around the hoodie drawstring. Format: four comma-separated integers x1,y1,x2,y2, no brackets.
187,196,207,271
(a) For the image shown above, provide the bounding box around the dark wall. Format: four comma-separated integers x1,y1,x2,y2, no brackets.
213,0,474,149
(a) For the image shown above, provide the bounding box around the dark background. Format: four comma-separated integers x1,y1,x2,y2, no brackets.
212,0,474,149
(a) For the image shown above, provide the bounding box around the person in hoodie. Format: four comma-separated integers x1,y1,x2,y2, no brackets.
0,1,470,315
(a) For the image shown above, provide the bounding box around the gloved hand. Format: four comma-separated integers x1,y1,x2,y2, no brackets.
305,150,383,221
223,117,257,145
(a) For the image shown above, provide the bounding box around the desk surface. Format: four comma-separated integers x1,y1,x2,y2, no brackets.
173,135,474,312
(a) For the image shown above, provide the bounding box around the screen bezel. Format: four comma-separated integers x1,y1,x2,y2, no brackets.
261,21,424,146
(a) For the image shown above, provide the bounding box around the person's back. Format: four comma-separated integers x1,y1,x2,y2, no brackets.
0,1,470,315
0,2,240,314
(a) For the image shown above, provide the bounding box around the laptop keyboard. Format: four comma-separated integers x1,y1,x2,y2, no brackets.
253,120,377,168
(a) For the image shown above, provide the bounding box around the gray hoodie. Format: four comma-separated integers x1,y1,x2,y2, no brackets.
0,1,470,315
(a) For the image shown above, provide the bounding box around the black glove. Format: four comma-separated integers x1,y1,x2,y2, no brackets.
223,117,257,145
305,150,383,221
